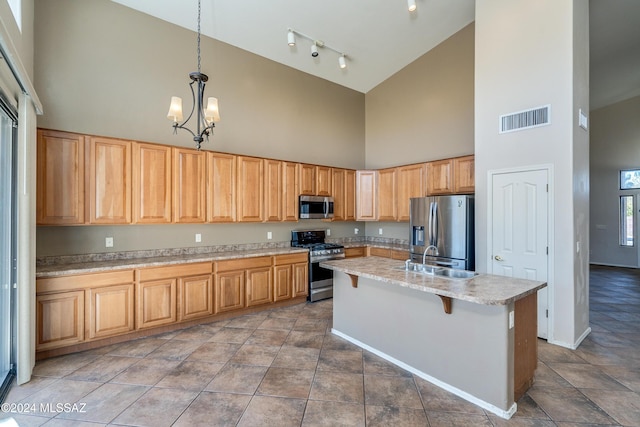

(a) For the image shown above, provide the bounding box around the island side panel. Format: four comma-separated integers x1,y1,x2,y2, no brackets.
332,272,515,414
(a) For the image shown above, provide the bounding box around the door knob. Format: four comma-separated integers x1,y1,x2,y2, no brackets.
494,255,504,261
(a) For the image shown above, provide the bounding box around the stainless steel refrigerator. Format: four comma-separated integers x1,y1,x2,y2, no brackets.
409,195,475,270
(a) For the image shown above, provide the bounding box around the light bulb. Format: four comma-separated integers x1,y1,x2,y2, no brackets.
287,30,295,46
408,0,417,12
338,55,346,69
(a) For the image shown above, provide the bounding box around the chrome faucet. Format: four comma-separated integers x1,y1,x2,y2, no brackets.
423,245,438,264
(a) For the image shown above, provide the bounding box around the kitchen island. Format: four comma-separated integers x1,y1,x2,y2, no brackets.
320,256,546,419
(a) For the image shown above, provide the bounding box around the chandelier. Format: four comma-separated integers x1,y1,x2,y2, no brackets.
167,0,220,150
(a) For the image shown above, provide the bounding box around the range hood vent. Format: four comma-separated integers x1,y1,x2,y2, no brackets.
499,104,551,134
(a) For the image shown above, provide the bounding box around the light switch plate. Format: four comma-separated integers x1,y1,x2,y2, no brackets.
195,233,202,243
105,237,114,248
508,311,514,329
267,231,272,240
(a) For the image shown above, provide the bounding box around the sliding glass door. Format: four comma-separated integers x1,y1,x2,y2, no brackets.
0,98,16,401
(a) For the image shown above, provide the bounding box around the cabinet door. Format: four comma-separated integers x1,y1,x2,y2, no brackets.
237,156,264,222
207,152,236,222
332,169,345,221
137,279,177,329
356,170,377,221
179,274,214,321
246,267,273,307
298,164,316,195
36,129,86,225
368,247,391,258
377,168,397,221
264,159,283,222
397,163,426,221
344,169,356,221
89,137,131,224
132,142,172,223
453,155,475,194
36,291,84,350
216,270,245,313
173,148,206,223
86,284,134,339
273,265,293,302
427,159,454,195
316,166,332,196
292,262,309,297
282,162,299,221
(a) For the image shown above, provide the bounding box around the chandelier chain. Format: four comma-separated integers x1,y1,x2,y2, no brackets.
197,0,201,73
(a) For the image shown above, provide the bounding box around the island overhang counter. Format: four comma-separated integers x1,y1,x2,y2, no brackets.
320,256,547,419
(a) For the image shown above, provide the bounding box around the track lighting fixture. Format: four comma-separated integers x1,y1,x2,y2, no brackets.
338,54,346,69
286,28,348,69
408,0,417,12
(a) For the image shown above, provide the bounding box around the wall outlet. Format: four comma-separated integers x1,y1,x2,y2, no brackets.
326,229,331,236
508,311,514,329
267,231,272,240
378,228,383,235
195,233,202,243
105,237,114,248
354,228,359,235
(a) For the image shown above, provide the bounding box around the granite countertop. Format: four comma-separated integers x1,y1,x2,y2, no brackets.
320,256,546,306
36,247,308,278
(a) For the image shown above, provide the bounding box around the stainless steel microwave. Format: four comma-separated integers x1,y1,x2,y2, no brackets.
299,195,334,219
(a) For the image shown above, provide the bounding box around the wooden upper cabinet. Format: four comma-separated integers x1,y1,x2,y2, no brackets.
377,168,397,221
299,163,316,195
36,129,86,225
316,166,332,196
453,155,475,194
345,169,356,221
173,148,206,223
237,156,264,222
356,170,377,221
132,142,172,224
207,152,236,222
332,168,345,221
397,163,426,221
282,162,299,221
89,137,131,224
264,159,283,222
427,158,454,196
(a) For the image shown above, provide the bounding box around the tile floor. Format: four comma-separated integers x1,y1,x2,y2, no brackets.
1,264,640,426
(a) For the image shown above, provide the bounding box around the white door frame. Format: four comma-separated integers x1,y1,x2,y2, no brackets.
487,164,554,342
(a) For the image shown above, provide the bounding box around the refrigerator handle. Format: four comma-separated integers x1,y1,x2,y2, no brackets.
433,201,439,246
428,202,435,246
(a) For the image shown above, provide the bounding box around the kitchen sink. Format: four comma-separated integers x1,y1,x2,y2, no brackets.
397,261,477,279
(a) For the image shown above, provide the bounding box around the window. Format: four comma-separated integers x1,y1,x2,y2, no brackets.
620,169,640,190
620,195,634,246
7,0,21,32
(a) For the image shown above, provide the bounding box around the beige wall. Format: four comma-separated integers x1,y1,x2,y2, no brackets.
590,95,640,267
34,0,364,169
364,23,475,169
475,0,589,348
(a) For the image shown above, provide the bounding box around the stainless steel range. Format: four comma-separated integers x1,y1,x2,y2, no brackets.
291,229,345,302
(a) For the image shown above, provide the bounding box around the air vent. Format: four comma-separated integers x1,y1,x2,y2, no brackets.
499,104,551,134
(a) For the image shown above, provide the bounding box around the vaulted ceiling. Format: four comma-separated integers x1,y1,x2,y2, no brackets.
112,0,640,109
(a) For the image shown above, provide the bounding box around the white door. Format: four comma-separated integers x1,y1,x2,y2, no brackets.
491,169,549,338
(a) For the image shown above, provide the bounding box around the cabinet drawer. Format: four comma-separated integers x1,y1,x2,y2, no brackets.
273,253,308,265
368,247,391,258
216,256,271,272
137,262,212,281
37,270,134,293
391,249,409,260
344,247,366,258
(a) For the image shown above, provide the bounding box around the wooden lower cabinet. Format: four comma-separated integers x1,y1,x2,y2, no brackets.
36,256,308,356
137,262,212,328
273,253,308,301
179,274,214,321
36,291,85,350
344,247,366,258
86,284,134,339
137,278,177,329
216,270,246,313
246,266,273,307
